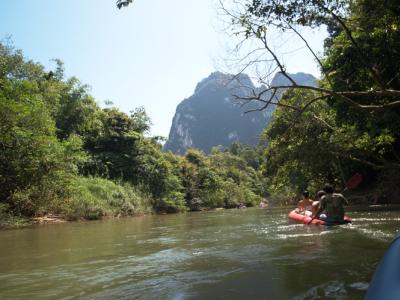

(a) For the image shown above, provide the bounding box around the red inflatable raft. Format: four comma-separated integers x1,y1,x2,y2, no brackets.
288,210,351,225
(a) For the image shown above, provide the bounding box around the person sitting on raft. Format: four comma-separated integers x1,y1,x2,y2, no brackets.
296,191,314,214
312,184,348,223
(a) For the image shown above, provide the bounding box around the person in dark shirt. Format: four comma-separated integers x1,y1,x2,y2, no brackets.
313,184,348,223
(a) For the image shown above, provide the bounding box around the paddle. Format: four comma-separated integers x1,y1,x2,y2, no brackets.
342,173,363,192
307,173,363,224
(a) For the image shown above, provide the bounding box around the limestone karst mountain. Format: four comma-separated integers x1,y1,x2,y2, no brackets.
164,71,316,154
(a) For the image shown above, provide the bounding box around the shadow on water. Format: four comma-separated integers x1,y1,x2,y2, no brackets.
0,207,398,299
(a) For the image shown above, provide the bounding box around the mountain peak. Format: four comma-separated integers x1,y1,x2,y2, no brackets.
194,71,252,95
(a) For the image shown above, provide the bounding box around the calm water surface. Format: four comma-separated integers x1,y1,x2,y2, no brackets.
0,208,399,299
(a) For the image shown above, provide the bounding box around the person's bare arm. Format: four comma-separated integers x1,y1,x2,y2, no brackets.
309,197,326,222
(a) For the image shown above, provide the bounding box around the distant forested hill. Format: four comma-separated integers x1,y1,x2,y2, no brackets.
164,71,316,154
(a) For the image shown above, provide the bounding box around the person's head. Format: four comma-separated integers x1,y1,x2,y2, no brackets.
302,190,310,198
323,184,334,194
317,190,326,199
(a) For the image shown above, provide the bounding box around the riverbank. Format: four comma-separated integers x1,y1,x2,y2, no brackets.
0,207,228,230
0,211,152,230
0,213,67,229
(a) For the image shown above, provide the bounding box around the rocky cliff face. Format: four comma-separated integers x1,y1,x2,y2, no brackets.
164,71,316,154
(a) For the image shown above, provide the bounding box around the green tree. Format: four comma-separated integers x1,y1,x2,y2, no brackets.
55,78,103,141
0,43,87,215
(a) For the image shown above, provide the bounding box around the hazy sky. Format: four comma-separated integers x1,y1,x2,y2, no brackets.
0,0,327,137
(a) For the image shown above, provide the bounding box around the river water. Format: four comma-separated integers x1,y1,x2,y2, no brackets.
0,208,398,300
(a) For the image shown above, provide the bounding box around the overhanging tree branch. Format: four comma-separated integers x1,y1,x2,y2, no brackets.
238,84,400,111
221,0,400,113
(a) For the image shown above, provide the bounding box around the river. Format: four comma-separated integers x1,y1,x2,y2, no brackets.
0,207,398,299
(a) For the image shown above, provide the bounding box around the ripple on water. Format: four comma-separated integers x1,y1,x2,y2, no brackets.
349,282,369,290
276,233,323,240
136,236,177,245
254,221,342,241
348,225,394,241
0,247,194,299
292,280,347,300
254,223,303,235
354,217,400,221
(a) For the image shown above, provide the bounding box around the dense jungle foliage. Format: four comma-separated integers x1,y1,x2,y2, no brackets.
0,42,266,227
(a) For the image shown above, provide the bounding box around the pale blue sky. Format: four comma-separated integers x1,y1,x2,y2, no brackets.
0,0,327,137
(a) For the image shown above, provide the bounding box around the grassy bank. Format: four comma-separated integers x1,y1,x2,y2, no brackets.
0,205,32,229
63,177,154,220
0,176,154,229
